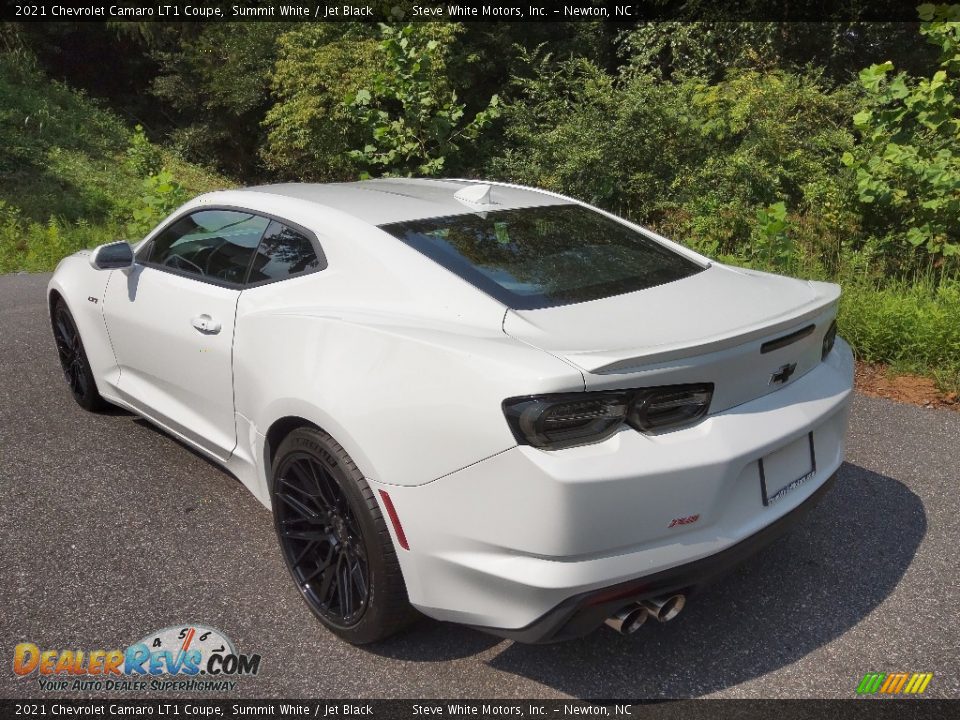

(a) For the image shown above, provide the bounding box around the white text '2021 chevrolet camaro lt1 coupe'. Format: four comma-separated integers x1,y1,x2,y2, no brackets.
48,179,853,643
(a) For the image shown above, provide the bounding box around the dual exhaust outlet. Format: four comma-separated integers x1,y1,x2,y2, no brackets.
604,594,686,635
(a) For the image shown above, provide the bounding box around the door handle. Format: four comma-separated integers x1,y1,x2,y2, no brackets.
191,314,221,334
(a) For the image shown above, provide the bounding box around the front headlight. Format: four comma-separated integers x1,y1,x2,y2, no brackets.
503,383,714,450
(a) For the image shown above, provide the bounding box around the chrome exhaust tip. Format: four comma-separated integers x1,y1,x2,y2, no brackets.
604,604,649,635
641,594,686,622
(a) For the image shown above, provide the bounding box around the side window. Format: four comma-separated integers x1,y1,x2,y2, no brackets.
247,220,322,284
146,210,269,285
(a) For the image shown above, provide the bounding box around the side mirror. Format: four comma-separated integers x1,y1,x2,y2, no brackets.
89,241,135,270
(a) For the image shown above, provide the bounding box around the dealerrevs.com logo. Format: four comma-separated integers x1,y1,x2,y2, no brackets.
13,625,261,693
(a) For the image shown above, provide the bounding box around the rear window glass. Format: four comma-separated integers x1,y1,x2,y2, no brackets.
379,205,704,309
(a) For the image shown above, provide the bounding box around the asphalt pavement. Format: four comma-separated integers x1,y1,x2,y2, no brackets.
1,272,958,699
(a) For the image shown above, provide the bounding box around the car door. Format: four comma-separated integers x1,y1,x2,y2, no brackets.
102,208,270,460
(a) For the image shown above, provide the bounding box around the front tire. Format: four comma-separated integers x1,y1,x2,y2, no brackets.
51,299,107,412
271,427,416,644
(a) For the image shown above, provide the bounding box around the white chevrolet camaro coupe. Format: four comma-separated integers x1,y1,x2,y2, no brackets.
48,179,853,643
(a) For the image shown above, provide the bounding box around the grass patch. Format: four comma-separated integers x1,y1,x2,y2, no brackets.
0,50,230,273
0,204,124,273
837,278,960,393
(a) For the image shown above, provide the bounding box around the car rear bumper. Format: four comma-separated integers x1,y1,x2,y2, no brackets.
369,340,853,638
475,470,837,642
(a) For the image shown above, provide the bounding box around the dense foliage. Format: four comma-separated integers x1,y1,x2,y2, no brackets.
346,24,500,177
1,11,959,387
490,58,860,277
0,50,226,272
843,4,960,265
263,23,377,180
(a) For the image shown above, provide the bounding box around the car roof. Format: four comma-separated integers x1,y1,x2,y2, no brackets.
240,178,572,226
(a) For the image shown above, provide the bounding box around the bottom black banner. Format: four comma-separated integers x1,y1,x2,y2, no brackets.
0,700,956,720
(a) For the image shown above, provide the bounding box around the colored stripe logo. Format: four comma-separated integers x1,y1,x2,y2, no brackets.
857,672,933,694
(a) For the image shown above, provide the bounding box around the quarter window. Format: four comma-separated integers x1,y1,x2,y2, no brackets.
247,220,321,283
147,210,270,285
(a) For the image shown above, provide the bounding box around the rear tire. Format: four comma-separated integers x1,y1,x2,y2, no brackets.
51,299,107,412
271,427,417,644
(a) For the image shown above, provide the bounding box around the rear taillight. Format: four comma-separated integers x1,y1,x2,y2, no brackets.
822,319,838,360
627,384,714,433
502,392,630,450
503,383,713,450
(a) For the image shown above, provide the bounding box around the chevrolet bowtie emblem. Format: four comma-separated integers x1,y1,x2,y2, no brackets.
770,362,798,385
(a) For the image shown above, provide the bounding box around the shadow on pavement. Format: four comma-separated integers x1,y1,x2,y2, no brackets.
374,462,925,696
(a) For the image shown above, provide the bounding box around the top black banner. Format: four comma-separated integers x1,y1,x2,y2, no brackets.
3,0,938,23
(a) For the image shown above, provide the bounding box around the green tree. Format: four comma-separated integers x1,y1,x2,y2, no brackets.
262,24,378,181
490,54,858,271
347,24,500,177
619,21,934,85
149,23,289,177
487,51,622,207
843,4,960,267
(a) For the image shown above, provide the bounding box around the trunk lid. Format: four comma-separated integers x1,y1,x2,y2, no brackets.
503,263,840,412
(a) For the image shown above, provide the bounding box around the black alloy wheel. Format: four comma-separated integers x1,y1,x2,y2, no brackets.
51,300,106,411
275,452,370,625
271,427,416,644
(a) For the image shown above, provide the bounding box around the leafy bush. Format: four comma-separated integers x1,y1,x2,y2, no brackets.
262,24,378,180
125,170,188,239
666,71,859,271
0,49,226,221
751,202,794,270
347,23,500,177
488,52,623,206
619,22,784,81
491,59,860,273
842,4,960,269
126,124,163,177
618,21,936,86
